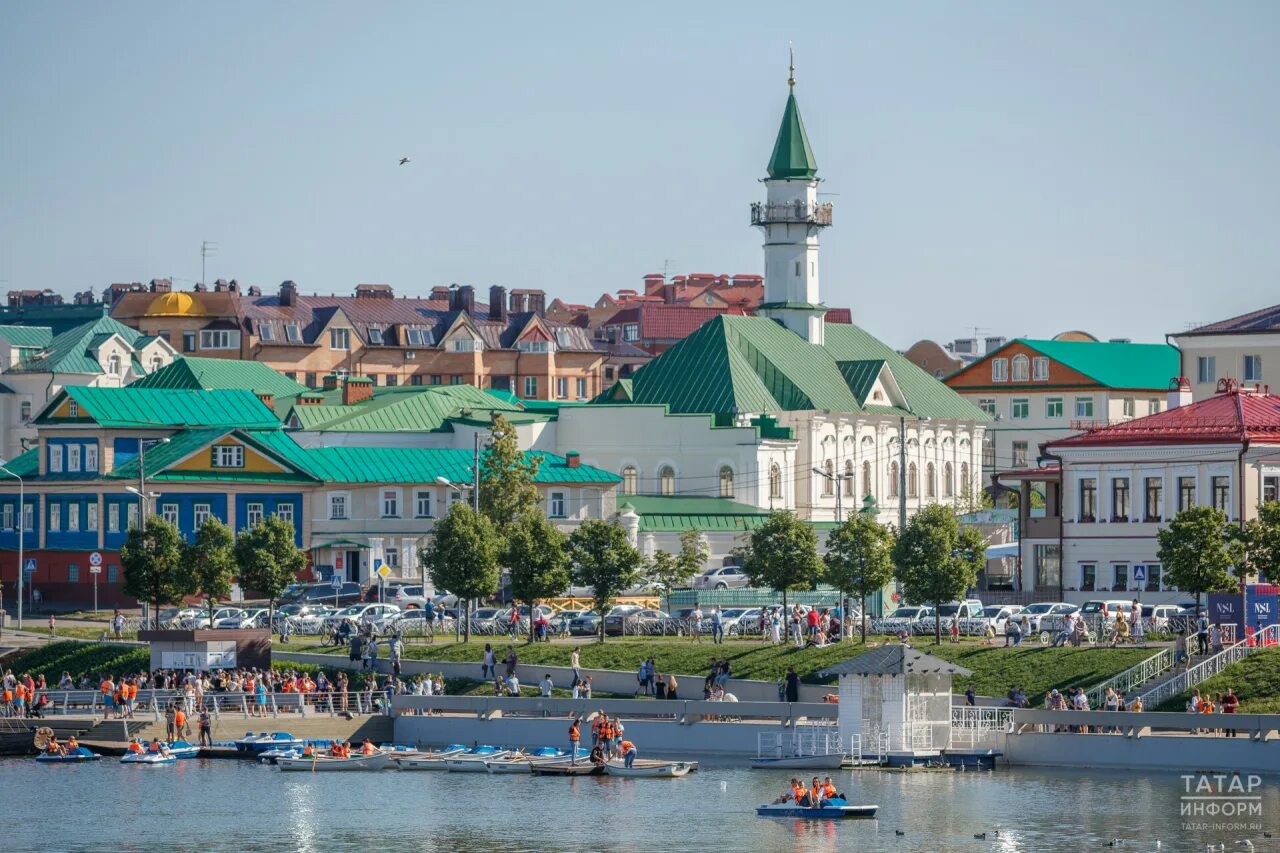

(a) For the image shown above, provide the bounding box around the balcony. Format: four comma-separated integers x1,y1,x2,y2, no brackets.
750,201,833,227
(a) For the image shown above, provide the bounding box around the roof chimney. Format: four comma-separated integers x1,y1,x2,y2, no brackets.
565,451,581,469
449,285,475,314
280,280,298,307
322,373,339,391
296,393,325,406
342,375,374,406
430,286,451,302
489,286,507,323
1167,377,1192,410
253,390,274,407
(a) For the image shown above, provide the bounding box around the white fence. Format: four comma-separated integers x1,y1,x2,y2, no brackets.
1139,625,1279,708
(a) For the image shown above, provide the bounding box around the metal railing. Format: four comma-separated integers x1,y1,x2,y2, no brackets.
1011,707,1280,738
389,694,836,726
750,201,833,226
1085,646,1173,708
951,706,1015,732
23,687,392,721
1139,625,1278,708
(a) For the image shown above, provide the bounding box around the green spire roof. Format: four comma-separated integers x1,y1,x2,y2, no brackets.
766,89,818,180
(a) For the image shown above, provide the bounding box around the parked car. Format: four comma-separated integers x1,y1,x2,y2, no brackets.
384,609,436,635
1143,604,1182,631
189,607,247,629
722,607,763,635
210,608,250,629
873,606,934,634
274,604,334,634
323,603,400,631
935,599,985,623
467,607,505,634
390,585,428,609
692,566,750,590
1018,602,1077,633
975,605,1022,634
157,607,205,629
280,582,364,606
549,609,590,634
224,608,271,629
568,611,603,636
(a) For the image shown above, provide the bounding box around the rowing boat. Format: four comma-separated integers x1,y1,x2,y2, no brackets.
749,753,843,770
755,799,878,819
603,759,695,778
530,761,604,776
391,745,473,771
444,750,511,772
276,751,393,772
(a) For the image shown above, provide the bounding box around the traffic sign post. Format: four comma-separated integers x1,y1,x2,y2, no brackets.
375,559,388,603
89,552,103,613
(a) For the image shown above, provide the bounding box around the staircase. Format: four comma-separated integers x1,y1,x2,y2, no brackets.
81,718,153,742
1139,626,1279,708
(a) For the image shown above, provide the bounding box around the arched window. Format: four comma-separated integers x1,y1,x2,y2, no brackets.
718,466,734,498
659,466,675,496
960,462,971,496
888,461,900,498
862,461,872,498
1012,354,1030,382
843,460,855,497
621,465,637,495
926,463,936,498
908,463,919,498
822,460,835,496
769,463,782,500
150,356,162,373
108,354,122,376
943,462,954,497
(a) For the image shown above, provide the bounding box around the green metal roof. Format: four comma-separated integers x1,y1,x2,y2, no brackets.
0,325,53,348
607,315,988,422
284,384,524,433
291,446,621,485
623,495,840,533
1010,339,1179,390
766,89,818,180
40,387,282,429
133,356,308,398
8,315,146,375
0,447,39,478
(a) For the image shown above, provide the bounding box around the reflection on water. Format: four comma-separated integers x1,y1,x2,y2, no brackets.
5,758,1276,852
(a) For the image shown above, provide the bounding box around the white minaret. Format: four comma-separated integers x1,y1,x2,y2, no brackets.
752,57,831,344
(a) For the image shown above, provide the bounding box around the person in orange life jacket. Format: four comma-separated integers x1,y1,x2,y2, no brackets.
568,717,581,765
126,738,144,754
303,743,315,758
771,777,804,805
329,741,344,758
822,777,841,801
361,739,375,756
148,738,162,753
809,777,826,808
619,738,637,769
793,778,811,806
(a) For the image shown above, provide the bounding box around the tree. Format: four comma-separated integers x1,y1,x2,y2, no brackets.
892,504,986,643
824,514,896,643
740,511,822,612
121,516,192,627
1249,501,1280,587
234,516,307,628
419,502,501,641
184,519,236,628
647,530,709,594
1157,506,1239,616
478,413,541,532
568,519,642,643
505,510,570,643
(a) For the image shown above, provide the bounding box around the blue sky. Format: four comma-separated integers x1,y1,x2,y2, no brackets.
3,1,1279,348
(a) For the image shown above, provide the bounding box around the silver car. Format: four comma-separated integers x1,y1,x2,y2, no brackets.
692,566,750,590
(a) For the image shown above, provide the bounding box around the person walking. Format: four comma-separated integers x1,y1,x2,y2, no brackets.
1210,623,1224,654
570,647,581,687
711,606,724,645
482,644,495,681
1195,613,1210,656
1130,605,1146,647
690,605,703,643
1222,686,1239,737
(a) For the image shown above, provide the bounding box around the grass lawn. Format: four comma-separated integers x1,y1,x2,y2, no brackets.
1157,649,1280,713
19,626,135,641
276,637,1156,704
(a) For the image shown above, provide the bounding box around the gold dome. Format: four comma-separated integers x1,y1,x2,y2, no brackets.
143,291,206,317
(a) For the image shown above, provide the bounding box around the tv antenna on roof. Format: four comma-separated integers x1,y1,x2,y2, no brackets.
201,241,219,287
662,259,677,281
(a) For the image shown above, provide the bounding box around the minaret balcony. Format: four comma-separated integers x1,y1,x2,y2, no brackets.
750,201,832,227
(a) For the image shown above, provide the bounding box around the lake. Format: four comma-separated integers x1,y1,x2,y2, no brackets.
6,758,1274,852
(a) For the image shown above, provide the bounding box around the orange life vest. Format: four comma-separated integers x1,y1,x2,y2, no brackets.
569,722,580,742
619,740,635,753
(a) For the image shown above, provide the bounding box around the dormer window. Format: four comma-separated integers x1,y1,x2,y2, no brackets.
367,327,384,345
258,323,275,342
284,323,301,343
516,340,554,354
68,401,80,418
108,354,122,376
451,339,481,352
405,328,425,346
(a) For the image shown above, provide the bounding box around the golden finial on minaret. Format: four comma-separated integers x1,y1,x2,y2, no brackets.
788,44,795,88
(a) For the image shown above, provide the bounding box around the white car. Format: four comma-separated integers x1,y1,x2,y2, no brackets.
1143,604,1182,632
193,607,247,629
874,606,934,634
223,608,270,629
158,607,204,629
1018,602,1077,633
976,605,1022,634
323,603,400,631
692,566,750,590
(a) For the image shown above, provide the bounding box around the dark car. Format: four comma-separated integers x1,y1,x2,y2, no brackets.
280,582,363,606
568,611,602,636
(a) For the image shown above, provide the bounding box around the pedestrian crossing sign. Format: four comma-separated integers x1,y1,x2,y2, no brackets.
23,558,35,576
1132,565,1147,582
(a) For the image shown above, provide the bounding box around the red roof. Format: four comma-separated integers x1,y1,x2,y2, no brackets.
1047,389,1280,448
825,307,852,324
602,303,729,340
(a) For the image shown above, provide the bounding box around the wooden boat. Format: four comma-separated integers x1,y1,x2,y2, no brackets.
484,755,534,774
391,746,471,770
756,799,878,819
603,759,695,778
36,747,101,764
530,761,605,776
276,750,393,771
444,750,511,772
749,753,843,770
121,751,177,766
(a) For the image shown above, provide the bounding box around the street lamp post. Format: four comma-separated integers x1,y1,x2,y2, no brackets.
433,431,487,642
0,462,24,629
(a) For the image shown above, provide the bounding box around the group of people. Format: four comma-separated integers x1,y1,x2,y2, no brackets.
567,712,637,767
772,776,845,808
42,734,79,756
1187,688,1242,735
124,737,169,756
2,670,50,718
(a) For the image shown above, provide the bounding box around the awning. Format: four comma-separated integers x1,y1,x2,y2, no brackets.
985,543,1020,560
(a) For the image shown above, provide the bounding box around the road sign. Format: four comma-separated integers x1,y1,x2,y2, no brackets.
331,575,343,589
89,565,102,575
89,551,103,567
23,558,36,577
378,564,390,579
1132,565,1148,583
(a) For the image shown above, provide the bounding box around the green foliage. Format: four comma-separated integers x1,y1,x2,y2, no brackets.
4,642,151,681
648,530,710,593
892,504,986,642
478,413,541,532
1245,501,1280,583
234,516,307,621
1157,649,1280,714
184,519,236,626
1157,507,1240,611
420,502,501,640
505,509,571,642
567,519,642,642
824,515,895,642
740,511,822,610
120,516,192,619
